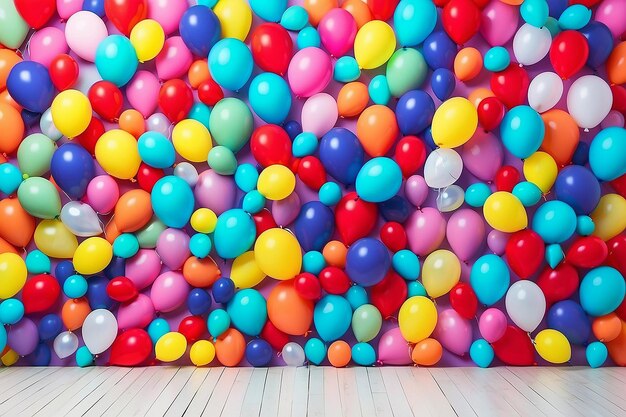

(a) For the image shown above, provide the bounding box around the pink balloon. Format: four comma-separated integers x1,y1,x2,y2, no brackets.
478,308,508,343
433,309,473,356
301,93,338,137
150,271,190,313
156,228,190,270
29,27,68,68
148,0,188,35
194,170,237,215
447,209,486,262
406,207,446,256
86,175,119,214
487,230,509,255
405,175,429,207
595,0,626,38
57,0,82,19
377,327,412,365
461,130,503,181
126,71,160,118
318,8,357,57
126,249,162,290
272,192,301,226
480,0,519,46
65,11,108,62
117,294,155,330
601,110,625,129
156,36,193,81
287,47,332,98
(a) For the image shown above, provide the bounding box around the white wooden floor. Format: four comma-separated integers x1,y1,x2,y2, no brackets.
0,366,625,417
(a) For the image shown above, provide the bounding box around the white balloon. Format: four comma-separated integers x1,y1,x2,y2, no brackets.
39,108,63,141
174,162,199,187
82,309,118,354
505,280,546,333
65,11,108,62
528,72,563,113
146,113,172,137
60,201,103,237
301,93,338,138
567,75,613,130
436,185,465,212
53,331,79,359
512,24,552,66
282,342,306,366
424,148,463,189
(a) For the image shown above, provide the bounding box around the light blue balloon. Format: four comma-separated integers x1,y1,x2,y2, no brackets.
250,0,287,22
345,286,368,310
242,190,266,214
63,274,88,298
208,38,253,91
0,299,24,325
95,35,138,87
319,182,342,206
470,254,510,306
314,295,352,342
188,102,211,128
303,251,326,275
589,127,626,181
470,339,494,368
151,176,195,228
512,181,542,207
465,182,492,208
235,163,259,193
25,250,50,274
213,209,256,259
0,163,23,194
227,289,267,336
297,27,320,49
369,75,391,105
576,215,595,236
148,318,170,344
190,233,212,258
113,233,139,258
483,47,510,72
352,342,376,366
355,157,402,203
407,281,427,297
280,5,309,31
249,72,292,124
392,250,420,280
138,131,175,169
586,342,608,368
76,346,94,367
304,337,326,365
0,325,5,353
580,266,625,317
532,200,576,244
208,309,231,339
293,132,318,157
558,5,591,30
394,0,438,47
501,105,545,159
545,243,564,268
521,0,549,28
333,56,361,83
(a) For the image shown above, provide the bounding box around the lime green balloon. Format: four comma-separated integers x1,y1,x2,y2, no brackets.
351,304,383,343
0,0,29,49
208,145,238,175
135,218,167,248
209,98,253,153
17,177,61,219
17,134,57,177
386,48,428,98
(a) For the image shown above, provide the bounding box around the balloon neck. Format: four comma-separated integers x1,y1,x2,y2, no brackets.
584,128,589,133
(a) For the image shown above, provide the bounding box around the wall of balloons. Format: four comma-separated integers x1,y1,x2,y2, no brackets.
0,0,625,369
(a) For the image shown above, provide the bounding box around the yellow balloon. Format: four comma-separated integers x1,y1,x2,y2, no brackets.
523,151,557,193
214,0,252,41
51,89,92,138
483,191,528,233
34,219,78,259
130,19,165,62
422,250,461,298
190,340,216,366
0,252,27,299
172,119,213,163
591,194,626,241
432,97,478,148
73,237,113,275
254,228,302,280
398,296,438,343
534,329,571,364
231,251,266,288
95,129,141,179
191,208,218,233
354,20,396,69
257,164,296,201
155,332,188,362
1,349,19,366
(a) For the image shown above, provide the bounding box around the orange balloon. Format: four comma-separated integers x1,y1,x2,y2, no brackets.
0,90,22,112
593,313,622,343
500,0,523,4
0,198,36,247
540,109,580,167
607,41,626,85
114,189,152,232
0,236,17,255
0,49,21,91
322,240,347,268
454,47,483,82
183,256,221,287
342,0,372,28
267,280,314,336
61,297,91,331
0,102,24,154
337,82,369,118
356,105,399,157
468,87,494,108
411,338,443,366
303,0,338,26
328,340,351,367
0,154,7,164
607,320,626,366
119,109,145,139
188,60,211,89
104,220,121,244
215,328,245,366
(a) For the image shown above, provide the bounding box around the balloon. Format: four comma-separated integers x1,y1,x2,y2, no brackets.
292,201,333,252
442,0,480,44
319,128,364,186
378,327,412,365
368,75,391,105
433,308,472,356
0,104,24,155
154,331,186,362
280,5,309,30
431,97,477,148
215,328,246,367
423,148,463,189
61,297,91,331
282,342,306,366
549,30,589,80
405,207,446,257
318,8,356,57
395,90,434,136
249,73,292,125
483,192,528,233
109,329,152,366
95,129,141,179
254,228,302,280
421,250,460,298
209,98,253,152
149,271,189,313
156,37,193,81
17,177,61,220
461,130,503,181
579,22,613,70
354,20,396,69
0,0,28,48
345,238,390,287
547,300,591,345
586,341,608,368
53,331,79,359
470,339,494,368
52,143,96,200
480,0,519,46
478,308,507,343
431,68,455,101
257,165,296,201
82,309,118,354
351,304,382,342
501,105,545,159
326,340,350,367
158,79,193,123
589,127,626,182
337,82,368,118
404,175,429,208
398,297,437,343
225,289,267,337
484,46,510,72
95,35,138,87
64,11,108,62
491,325,535,365
178,5,220,57
505,280,546,332
313,295,351,341
423,31,458,70
380,222,408,253
301,93,338,138
60,201,103,238
535,329,571,364
7,61,55,113
512,24,552,66
49,54,79,91
394,0,437,47
443,209,484,262
579,266,626,318
528,72,563,114
213,0,252,41
287,47,332,97
14,134,53,180
490,64,529,109
487,230,508,257
370,270,407,319
567,75,612,130
354,157,402,203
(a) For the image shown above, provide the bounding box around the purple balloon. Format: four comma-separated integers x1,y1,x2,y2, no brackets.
461,130,503,181
150,271,190,313
7,318,39,356
377,327,412,365
433,309,473,356
126,249,162,290
487,230,509,255
405,207,446,256
117,294,155,330
194,169,237,215
405,175,429,207
272,192,301,226
156,228,191,270
447,209,486,262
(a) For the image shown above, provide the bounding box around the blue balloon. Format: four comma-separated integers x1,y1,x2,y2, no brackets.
28,343,52,366
546,0,567,17
214,209,256,259
95,35,138,87
87,275,114,309
249,72,292,124
138,131,176,169
589,127,626,181
554,166,601,214
242,190,266,214
333,56,360,83
82,0,105,16
430,68,455,101
470,339,494,368
0,299,24,325
21,109,40,127
394,0,437,46
422,31,456,70
235,163,259,193
512,181,542,207
151,176,195,228
345,286,368,310
64,274,88,298
179,5,221,56
0,163,23,195
280,6,309,31
465,182,492,208
50,143,95,199
208,308,231,338
470,254,510,306
586,342,608,368
580,267,625,317
25,250,51,274
355,157,402,203
319,128,364,185
250,0,286,22
304,338,327,365
227,289,267,336
318,182,342,206
284,120,302,140
547,300,590,345
393,250,420,281
378,195,412,223
520,0,549,27
6,61,55,113
188,102,211,128
346,238,391,287
580,22,614,68
532,200,577,244
423,127,437,151
352,342,376,366
148,318,170,344
396,90,435,135
38,314,63,341
189,233,212,258
314,295,352,342
576,215,595,236
297,27,320,49
208,38,253,91
572,141,589,166
103,256,126,280
501,105,545,159
113,234,139,259
545,243,564,269
76,346,95,367
483,47,510,72
294,201,335,252
246,339,274,367
303,251,326,275
558,4,591,30
407,281,428,297
212,278,236,304
369,75,391,105
188,289,212,316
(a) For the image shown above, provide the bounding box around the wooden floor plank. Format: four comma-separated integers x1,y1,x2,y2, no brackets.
259,368,282,417
408,367,457,417
308,366,324,417
276,367,295,417
337,368,362,417
125,366,179,416
64,367,131,417
429,368,478,417
324,367,342,417
354,368,376,417
83,368,148,417
366,368,393,417
221,368,253,417
183,367,225,417
240,368,268,417
379,367,413,417
0,367,59,404
146,367,195,417
292,367,310,417
198,368,238,417
101,367,161,417
163,368,209,417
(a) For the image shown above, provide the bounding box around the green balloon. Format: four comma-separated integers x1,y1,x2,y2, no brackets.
208,146,238,175
386,48,428,97
17,134,57,177
351,304,383,343
135,218,167,248
0,0,29,49
209,98,254,153
17,177,61,219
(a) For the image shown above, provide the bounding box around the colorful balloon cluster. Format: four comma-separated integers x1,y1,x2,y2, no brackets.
0,0,625,369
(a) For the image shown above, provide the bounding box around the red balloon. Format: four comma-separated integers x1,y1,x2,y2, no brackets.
367,0,399,20
370,271,407,319
251,125,292,168
21,274,61,314
570,0,602,7
178,316,207,343
565,236,608,269
394,136,426,178
88,81,124,122
610,85,626,113
379,222,407,252
197,78,224,107
14,0,56,29
549,30,589,80
253,209,278,238
470,0,490,8
297,156,326,191
159,79,193,123
109,329,152,366
294,272,322,300
319,267,351,295
442,0,481,45
104,0,147,36
334,192,378,245
449,282,478,320
490,64,529,109
137,163,164,192
616,298,626,322
492,326,535,366
250,23,293,76
261,320,289,351
536,263,579,305
607,235,626,277
75,117,105,155
611,174,626,199
477,96,506,132
433,0,451,5
495,165,520,192
505,229,545,279
106,276,138,302
49,54,79,91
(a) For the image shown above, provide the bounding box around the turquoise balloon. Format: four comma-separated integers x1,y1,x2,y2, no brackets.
369,75,391,105
501,105,545,159
465,182,492,207
113,234,139,258
196,0,218,6
0,325,5,353
303,251,326,275
189,233,212,258
512,181,542,207
333,56,361,83
314,295,352,342
297,27,320,49
235,163,259,192
76,346,95,367
407,281,427,297
352,342,376,366
208,309,231,339
280,5,309,31
386,48,428,97
394,0,437,46
250,0,286,22
520,0,549,28
470,254,510,306
470,339,494,368
576,215,595,236
483,47,510,72
138,131,175,169
589,127,626,181
544,16,561,37
558,5,591,30
209,98,254,152
242,190,266,214
64,274,88,298
0,299,24,325
95,35,138,87
188,103,211,128
25,250,50,274
304,338,327,365
208,146,238,175
545,243,564,268
532,200,576,244
345,286,368,310
355,157,402,203
151,176,195,228
148,318,170,344
226,289,267,336
0,163,23,194
318,182,342,206
293,132,318,157
208,38,253,91
213,209,256,259
392,250,420,280
586,342,608,368
249,72,292,124
580,267,625,317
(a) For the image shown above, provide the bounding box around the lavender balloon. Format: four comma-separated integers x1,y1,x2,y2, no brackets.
272,192,301,226
405,175,429,207
146,113,172,137
405,207,446,256
194,169,237,215
461,130,503,181
487,230,509,255
7,318,38,356
447,209,486,262
156,228,191,270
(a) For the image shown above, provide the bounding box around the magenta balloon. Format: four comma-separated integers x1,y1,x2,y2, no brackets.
287,47,332,98
480,0,519,46
318,8,357,57
86,175,119,214
487,230,509,255
126,70,160,118
272,191,301,226
406,207,446,256
126,249,162,290
461,130,503,181
150,271,190,313
433,309,473,356
377,327,412,365
595,0,626,38
446,209,486,262
194,169,237,215
148,0,188,35
156,36,193,80
405,175,429,207
156,228,190,270
7,318,38,356
478,308,508,343
117,294,155,330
